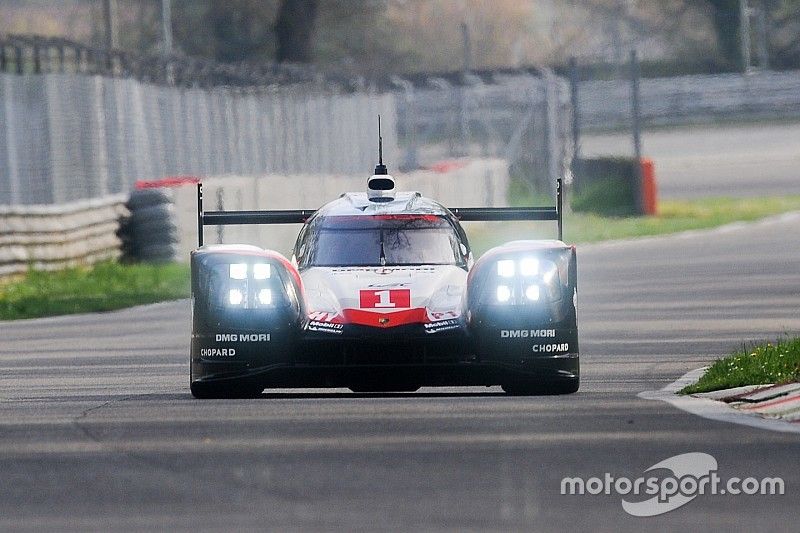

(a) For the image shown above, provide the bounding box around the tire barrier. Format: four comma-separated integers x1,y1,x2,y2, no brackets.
0,196,127,279
118,189,179,263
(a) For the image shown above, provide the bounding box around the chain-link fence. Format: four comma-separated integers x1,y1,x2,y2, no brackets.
576,69,800,131
395,69,572,197
0,71,397,205
0,35,572,207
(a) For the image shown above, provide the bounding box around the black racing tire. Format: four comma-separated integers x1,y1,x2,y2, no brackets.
190,380,264,399
137,243,177,262
131,224,179,245
349,381,421,393
502,377,579,396
129,203,174,226
130,215,178,234
126,189,172,211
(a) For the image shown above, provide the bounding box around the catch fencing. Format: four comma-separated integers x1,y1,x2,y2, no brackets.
0,72,397,206
577,69,800,131
0,195,126,278
0,35,570,207
395,69,571,197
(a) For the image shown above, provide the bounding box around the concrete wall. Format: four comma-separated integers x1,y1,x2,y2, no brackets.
172,158,510,260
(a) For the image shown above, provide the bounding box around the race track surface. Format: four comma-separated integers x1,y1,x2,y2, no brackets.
1,214,799,532
581,121,800,199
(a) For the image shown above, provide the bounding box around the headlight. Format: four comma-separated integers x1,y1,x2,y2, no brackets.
253,263,271,280
258,288,272,306
229,288,245,306
520,258,539,276
525,284,540,301
229,263,248,280
490,257,558,305
496,285,512,303
216,261,279,309
497,260,515,278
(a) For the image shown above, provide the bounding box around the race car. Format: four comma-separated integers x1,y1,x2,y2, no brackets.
190,140,578,398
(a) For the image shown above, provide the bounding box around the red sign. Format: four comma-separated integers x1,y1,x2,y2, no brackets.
359,289,411,309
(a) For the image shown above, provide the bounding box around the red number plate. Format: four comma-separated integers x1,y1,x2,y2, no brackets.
359,289,411,309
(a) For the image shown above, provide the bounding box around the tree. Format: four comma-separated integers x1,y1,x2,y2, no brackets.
205,0,276,63
275,0,318,63
706,0,742,69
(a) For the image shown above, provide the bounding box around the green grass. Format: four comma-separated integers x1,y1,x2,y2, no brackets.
680,337,800,394
467,195,800,256
0,261,190,321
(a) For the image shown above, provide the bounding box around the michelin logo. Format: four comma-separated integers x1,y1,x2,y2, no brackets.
501,329,556,338
215,334,270,342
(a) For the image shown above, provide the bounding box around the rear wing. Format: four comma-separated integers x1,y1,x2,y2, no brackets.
196,179,563,247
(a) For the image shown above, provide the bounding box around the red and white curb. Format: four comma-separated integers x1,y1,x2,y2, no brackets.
714,383,800,422
638,367,800,434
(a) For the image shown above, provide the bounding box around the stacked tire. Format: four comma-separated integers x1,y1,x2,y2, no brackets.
118,189,179,263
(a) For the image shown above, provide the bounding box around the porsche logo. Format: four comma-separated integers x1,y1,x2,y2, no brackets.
378,317,390,325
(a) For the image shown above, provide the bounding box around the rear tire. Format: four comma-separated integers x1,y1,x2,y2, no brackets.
349,380,420,393
502,378,579,396
190,380,263,399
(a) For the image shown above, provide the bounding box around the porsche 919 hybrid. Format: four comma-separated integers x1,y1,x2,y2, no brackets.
190,138,578,398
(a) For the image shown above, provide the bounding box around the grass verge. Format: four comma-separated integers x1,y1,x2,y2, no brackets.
467,195,800,256
0,261,190,321
680,337,800,394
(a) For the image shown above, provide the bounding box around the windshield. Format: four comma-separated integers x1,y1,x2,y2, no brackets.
301,215,464,267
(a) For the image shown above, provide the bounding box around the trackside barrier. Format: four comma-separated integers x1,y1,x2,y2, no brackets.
640,158,658,216
0,196,127,279
118,188,181,263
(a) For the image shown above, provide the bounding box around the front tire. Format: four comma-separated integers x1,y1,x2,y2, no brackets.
349,380,421,393
502,377,579,396
190,380,263,399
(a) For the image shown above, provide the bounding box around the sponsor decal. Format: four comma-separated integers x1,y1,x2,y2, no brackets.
308,311,340,323
501,329,556,338
427,310,459,321
307,321,344,335
359,289,411,309
424,319,461,334
532,343,569,353
200,348,236,357
215,333,271,342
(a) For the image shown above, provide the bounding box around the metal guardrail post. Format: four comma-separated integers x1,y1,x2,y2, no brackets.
14,45,23,74
629,50,644,215
32,41,41,74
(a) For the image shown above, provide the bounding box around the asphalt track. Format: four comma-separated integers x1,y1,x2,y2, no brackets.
581,121,800,199
1,214,799,531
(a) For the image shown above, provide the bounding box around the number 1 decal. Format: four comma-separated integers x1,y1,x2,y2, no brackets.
359,289,411,309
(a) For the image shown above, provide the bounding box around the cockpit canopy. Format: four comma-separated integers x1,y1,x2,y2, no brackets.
294,214,469,269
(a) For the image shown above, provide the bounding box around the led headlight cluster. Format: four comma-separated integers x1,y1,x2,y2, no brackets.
225,262,275,309
493,257,557,305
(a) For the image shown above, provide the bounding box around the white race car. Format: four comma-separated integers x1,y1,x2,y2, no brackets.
190,141,578,397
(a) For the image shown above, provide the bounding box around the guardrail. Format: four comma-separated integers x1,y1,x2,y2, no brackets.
0,195,127,279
